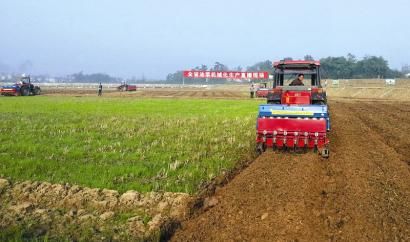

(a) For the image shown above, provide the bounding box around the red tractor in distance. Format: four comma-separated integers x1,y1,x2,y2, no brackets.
0,76,41,96
117,82,137,92
256,60,330,157
255,82,270,98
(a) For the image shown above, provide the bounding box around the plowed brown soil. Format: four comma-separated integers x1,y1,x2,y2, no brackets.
171,101,410,242
43,88,248,99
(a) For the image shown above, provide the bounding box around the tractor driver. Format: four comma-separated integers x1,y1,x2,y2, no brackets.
289,74,305,86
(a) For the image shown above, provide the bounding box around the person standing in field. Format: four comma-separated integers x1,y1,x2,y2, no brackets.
98,82,103,96
250,83,255,98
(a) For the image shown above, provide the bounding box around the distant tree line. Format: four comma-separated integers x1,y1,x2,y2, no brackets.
70,72,121,83
166,54,403,83
319,54,402,79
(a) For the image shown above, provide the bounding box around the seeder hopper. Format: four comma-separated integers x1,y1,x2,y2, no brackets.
256,60,330,158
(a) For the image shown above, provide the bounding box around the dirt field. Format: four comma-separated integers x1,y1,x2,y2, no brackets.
171,101,410,241
41,84,410,101
0,180,190,241
1,88,410,241
42,87,248,99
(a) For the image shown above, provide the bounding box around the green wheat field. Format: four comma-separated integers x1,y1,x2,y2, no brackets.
0,96,259,193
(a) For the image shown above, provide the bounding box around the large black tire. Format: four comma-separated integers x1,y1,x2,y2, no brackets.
33,87,41,95
20,87,30,96
313,100,326,105
267,92,281,104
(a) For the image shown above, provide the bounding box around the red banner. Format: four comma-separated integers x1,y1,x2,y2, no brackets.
183,70,269,79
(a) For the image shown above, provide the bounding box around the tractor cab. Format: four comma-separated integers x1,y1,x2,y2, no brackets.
273,60,321,87
20,76,31,85
267,60,326,105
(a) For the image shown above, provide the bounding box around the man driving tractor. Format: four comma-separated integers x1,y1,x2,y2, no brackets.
289,73,305,86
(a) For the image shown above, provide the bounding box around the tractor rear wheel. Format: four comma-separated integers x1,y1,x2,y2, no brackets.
313,101,326,105
20,87,30,96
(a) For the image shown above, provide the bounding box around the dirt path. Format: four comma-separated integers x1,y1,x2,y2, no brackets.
171,102,410,241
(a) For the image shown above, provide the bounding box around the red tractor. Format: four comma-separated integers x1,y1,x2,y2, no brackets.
117,83,137,92
255,82,270,98
0,76,41,96
256,60,330,157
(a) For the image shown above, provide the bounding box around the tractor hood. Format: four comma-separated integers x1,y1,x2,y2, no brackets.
281,86,312,91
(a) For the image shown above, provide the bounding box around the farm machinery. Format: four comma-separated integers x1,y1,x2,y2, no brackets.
0,76,41,96
117,83,137,92
256,60,330,158
255,82,270,98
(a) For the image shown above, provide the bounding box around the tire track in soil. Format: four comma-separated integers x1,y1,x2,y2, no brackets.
172,152,332,242
171,101,410,242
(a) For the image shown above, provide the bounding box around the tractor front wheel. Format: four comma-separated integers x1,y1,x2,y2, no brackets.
33,87,41,95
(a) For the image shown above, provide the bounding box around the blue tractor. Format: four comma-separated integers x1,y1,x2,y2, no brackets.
0,76,41,96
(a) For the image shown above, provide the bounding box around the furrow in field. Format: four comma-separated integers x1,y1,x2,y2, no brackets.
341,102,410,163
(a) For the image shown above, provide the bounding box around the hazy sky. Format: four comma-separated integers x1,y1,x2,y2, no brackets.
1,0,409,79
